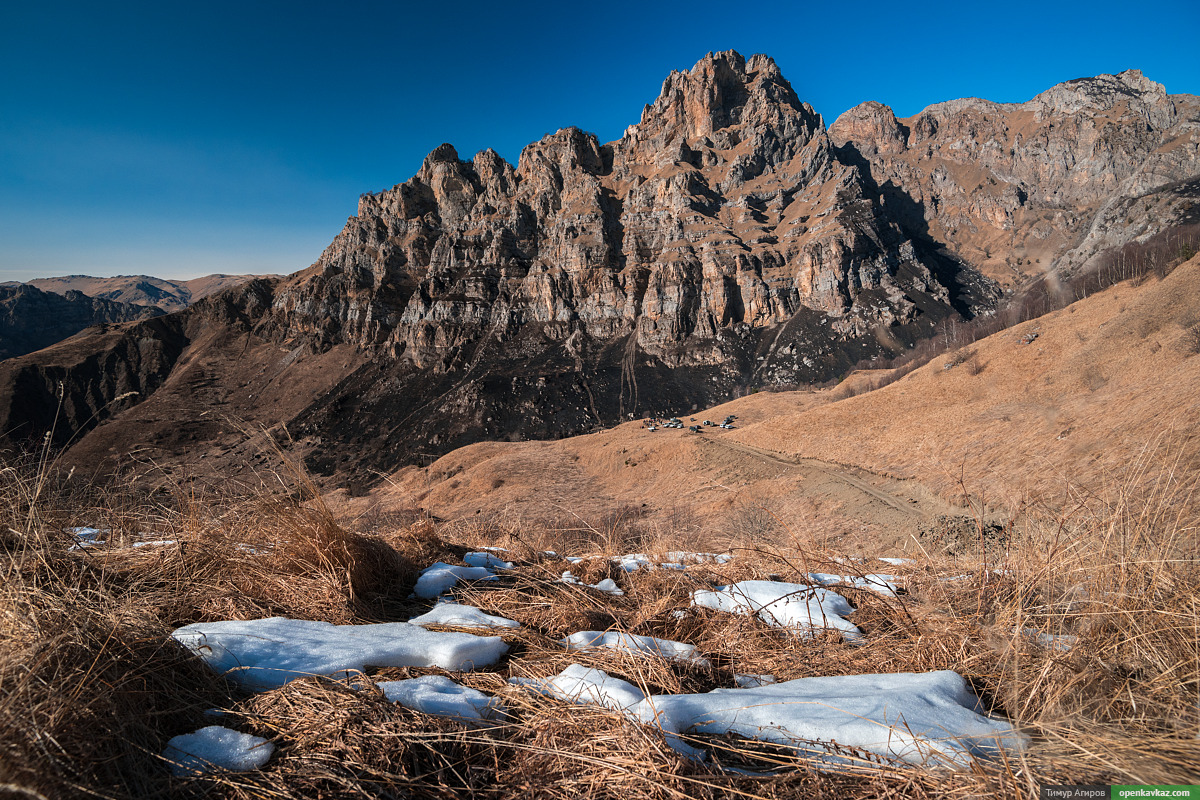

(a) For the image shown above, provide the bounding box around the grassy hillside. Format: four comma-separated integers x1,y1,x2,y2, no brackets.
2,260,1198,798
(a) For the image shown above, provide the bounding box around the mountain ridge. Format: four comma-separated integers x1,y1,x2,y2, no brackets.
1,51,1196,488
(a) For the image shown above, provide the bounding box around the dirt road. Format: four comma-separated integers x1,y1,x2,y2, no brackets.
695,435,958,534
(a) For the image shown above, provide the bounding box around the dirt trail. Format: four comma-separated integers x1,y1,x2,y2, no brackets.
697,435,958,534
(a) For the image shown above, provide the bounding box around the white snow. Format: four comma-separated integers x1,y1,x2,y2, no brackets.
463,551,513,570
561,571,624,595
667,551,733,565
733,673,776,688
510,663,646,712
376,675,504,723
692,580,862,642
613,552,733,572
162,726,273,776
806,572,901,597
879,557,915,566
172,617,508,690
562,631,709,666
1016,628,1077,652
67,526,106,550
133,539,178,548
613,554,655,572
513,665,1024,767
635,669,1025,766
409,602,520,629
415,562,500,599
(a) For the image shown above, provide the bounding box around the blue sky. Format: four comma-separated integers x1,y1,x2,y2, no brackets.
2,0,1197,282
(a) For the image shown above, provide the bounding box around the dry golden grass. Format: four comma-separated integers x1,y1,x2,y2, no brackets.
3,264,1200,798
330,257,1200,552
2,447,1198,798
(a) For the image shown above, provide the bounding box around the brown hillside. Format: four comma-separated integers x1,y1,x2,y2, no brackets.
332,257,1200,552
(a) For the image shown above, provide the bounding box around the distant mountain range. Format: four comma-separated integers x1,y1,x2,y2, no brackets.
1,51,1196,487
10,273,276,313
0,274,275,361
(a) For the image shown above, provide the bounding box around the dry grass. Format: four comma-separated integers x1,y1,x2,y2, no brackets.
1,435,1197,798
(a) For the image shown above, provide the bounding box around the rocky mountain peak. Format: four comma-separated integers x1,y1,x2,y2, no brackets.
1027,69,1170,118
5,56,1196,486
614,50,824,183
828,101,908,155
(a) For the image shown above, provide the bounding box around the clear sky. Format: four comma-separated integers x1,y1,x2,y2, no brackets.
2,0,1197,282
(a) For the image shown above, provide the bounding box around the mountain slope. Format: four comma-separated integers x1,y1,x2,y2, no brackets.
22,273,275,313
0,284,163,361
1,53,1197,487
830,70,1200,286
335,255,1200,549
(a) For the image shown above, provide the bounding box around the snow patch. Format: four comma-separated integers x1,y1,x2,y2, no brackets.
636,670,1025,765
173,617,507,690
415,562,499,599
561,571,624,595
510,663,646,712
67,527,107,550
463,551,513,570
613,552,733,572
806,572,900,597
409,602,520,629
376,675,505,723
562,631,709,666
692,580,862,642
513,665,1024,767
1016,628,1077,652
162,726,273,776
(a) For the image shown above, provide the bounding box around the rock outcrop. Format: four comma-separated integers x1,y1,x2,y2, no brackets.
1,53,1195,487
830,69,1200,285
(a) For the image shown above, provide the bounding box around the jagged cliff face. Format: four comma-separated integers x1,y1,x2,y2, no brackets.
2,52,1195,487
266,52,983,384
830,70,1200,285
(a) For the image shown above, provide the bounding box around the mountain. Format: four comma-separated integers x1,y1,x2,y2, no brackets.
20,273,275,313
1,52,1196,487
336,253,1200,545
0,284,163,362
829,69,1200,286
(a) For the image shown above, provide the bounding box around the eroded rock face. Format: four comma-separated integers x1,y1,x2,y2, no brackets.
3,53,1195,486
267,51,980,388
830,69,1200,284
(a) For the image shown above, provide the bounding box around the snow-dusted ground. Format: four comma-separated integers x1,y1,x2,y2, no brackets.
409,601,521,629
692,580,862,642
162,726,273,776
562,631,709,666
376,675,504,723
172,617,507,690
513,664,1025,766
165,548,1034,776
